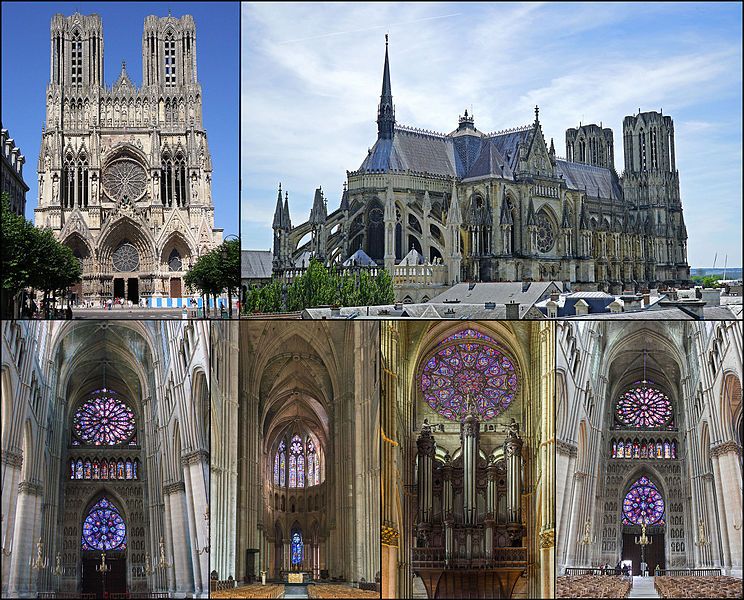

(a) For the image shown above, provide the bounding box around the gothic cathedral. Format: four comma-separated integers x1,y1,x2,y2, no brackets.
272,40,690,294
34,13,222,306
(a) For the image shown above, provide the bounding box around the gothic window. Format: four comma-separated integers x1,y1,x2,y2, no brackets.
63,153,75,208
639,129,647,171
164,36,177,86
419,328,518,421
71,32,82,86
174,151,187,207
291,530,303,565
535,211,556,253
112,242,140,273
81,497,127,551
307,438,320,486
102,159,147,202
168,248,183,271
298,453,305,488
650,129,658,169
274,443,282,486
289,434,303,488
367,203,385,261
615,381,673,428
72,390,136,446
622,476,665,526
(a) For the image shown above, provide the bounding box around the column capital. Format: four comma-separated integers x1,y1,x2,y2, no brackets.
163,481,186,495
181,449,209,466
2,449,24,468
18,481,44,496
710,440,742,458
539,528,555,549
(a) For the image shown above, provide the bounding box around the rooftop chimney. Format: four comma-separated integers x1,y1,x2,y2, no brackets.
505,301,520,320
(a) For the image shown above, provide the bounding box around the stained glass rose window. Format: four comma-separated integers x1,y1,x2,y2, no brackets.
73,390,136,446
622,476,665,526
419,328,518,421
102,159,147,201
536,211,555,253
81,497,127,551
616,381,672,428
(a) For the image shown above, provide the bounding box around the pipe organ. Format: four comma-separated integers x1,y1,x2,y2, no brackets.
412,408,528,598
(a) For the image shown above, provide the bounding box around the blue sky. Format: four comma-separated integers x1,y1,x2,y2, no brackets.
241,2,742,268
2,1,239,237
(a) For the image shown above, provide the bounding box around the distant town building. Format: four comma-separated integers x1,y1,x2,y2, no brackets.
1,124,29,216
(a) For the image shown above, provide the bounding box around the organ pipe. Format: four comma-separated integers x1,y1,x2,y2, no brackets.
504,418,523,524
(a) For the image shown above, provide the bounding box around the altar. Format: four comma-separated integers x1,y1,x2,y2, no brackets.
284,571,312,583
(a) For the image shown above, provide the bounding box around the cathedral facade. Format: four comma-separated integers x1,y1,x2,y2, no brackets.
34,12,222,306
272,40,690,295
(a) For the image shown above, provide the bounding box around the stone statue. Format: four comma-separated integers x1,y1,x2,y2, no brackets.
506,418,520,439
698,518,706,542
421,418,431,434
52,175,59,204
583,518,591,540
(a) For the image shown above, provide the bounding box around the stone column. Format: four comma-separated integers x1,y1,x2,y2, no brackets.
564,472,587,567
1,450,23,594
7,482,43,596
165,481,194,593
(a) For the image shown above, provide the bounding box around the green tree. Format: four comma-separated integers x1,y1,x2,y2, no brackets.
242,258,396,315
1,194,81,318
184,238,240,317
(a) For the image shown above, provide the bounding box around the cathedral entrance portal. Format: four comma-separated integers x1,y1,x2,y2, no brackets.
127,278,139,304
81,554,127,596
114,278,125,300
621,531,665,575
170,277,182,298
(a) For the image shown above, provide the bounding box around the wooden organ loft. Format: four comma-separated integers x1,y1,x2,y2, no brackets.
412,404,528,599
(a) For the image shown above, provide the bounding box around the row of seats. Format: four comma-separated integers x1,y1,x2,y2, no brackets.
37,594,169,599
655,576,743,599
556,575,632,598
308,584,381,599
210,583,284,599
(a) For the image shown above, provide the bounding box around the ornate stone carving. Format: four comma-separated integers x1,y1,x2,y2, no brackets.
539,528,555,548
163,481,186,495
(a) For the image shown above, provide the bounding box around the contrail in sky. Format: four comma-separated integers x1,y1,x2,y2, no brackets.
277,13,461,44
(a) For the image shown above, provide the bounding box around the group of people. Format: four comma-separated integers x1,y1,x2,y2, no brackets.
598,561,662,577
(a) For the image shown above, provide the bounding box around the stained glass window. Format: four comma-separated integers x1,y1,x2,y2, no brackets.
81,497,127,551
298,454,305,488
275,440,286,487
615,381,672,428
314,453,320,486
280,451,286,487
133,459,138,479
76,459,83,480
289,455,296,488
420,329,518,421
289,435,303,488
622,476,665,526
117,461,125,479
101,461,108,480
291,531,303,565
274,452,280,486
73,390,136,445
125,459,133,479
93,460,100,479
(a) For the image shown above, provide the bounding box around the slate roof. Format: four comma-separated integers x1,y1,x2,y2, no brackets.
301,303,544,319
357,125,528,180
534,291,616,317
428,281,562,308
241,250,273,280
555,159,622,201
343,248,377,267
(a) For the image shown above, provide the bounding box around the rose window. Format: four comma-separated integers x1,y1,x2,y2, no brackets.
419,328,518,421
112,243,140,272
102,159,147,201
615,381,672,428
536,212,555,253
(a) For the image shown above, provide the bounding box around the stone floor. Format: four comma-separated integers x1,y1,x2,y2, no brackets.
628,575,660,598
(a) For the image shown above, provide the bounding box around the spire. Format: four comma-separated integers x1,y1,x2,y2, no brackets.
377,34,395,140
526,198,536,226
272,183,284,229
549,137,556,157
500,191,513,225
283,191,292,230
447,178,462,226
309,186,327,224
534,105,540,127
340,182,349,212
561,199,571,229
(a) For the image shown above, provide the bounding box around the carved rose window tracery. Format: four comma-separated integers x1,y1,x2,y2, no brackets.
536,212,556,253
102,159,147,202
